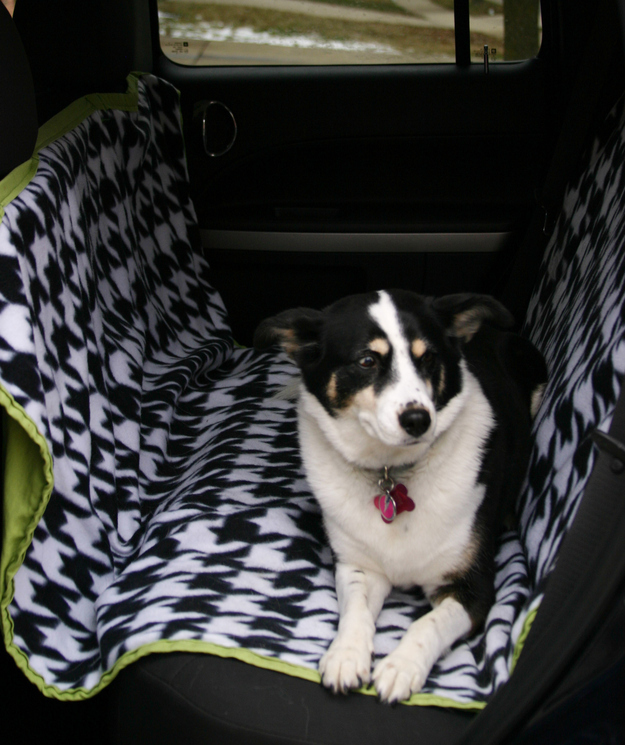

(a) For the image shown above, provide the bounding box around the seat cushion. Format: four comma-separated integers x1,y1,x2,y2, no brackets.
110,652,475,745
2,75,625,724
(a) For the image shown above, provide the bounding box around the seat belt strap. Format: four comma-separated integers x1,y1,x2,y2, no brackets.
458,382,625,745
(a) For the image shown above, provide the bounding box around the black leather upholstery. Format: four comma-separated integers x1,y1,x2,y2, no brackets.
111,653,474,745
13,0,134,125
0,2,37,180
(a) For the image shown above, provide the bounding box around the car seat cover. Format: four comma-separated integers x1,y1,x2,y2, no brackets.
1,75,624,709
521,98,625,588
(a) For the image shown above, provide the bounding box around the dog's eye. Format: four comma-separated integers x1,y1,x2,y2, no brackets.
420,350,437,368
358,354,377,369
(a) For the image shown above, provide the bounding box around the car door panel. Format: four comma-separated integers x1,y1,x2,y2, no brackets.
155,47,552,343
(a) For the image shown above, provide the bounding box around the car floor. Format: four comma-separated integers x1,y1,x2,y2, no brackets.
1,643,112,745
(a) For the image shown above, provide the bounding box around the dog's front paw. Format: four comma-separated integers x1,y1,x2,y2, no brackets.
372,652,428,704
319,639,372,693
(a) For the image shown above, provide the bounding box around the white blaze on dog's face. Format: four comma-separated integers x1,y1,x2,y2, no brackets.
356,290,445,447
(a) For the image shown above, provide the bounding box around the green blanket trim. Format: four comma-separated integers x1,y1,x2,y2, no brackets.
0,157,40,222
0,386,54,686
511,602,540,674
0,73,142,219
35,75,141,153
0,71,540,708
3,631,488,711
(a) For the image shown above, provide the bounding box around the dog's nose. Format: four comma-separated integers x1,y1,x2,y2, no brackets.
399,408,431,438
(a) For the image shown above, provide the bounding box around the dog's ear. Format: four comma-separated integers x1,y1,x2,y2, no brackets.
431,294,514,342
253,308,324,364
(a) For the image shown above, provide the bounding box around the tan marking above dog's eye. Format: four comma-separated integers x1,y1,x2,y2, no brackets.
411,338,428,358
368,338,390,356
327,373,338,402
437,365,446,396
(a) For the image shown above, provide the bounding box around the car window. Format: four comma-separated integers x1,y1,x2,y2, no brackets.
469,0,541,64
158,0,541,66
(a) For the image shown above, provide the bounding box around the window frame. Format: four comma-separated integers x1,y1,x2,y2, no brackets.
152,0,547,69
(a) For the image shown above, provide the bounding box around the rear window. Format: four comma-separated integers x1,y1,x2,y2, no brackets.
158,0,541,66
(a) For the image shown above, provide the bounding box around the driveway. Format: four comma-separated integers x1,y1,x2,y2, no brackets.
166,0,504,36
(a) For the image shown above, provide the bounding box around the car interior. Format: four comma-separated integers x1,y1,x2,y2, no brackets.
1,0,625,743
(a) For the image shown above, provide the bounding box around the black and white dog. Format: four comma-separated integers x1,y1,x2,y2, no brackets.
254,290,547,703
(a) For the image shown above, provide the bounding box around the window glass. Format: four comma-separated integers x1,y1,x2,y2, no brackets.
470,0,541,64
158,0,540,66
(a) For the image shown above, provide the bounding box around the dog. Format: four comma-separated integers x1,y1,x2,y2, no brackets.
254,290,547,703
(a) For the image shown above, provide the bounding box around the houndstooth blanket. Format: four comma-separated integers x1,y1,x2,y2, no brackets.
1,73,624,707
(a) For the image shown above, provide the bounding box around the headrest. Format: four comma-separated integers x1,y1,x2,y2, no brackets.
0,2,37,180
13,0,135,126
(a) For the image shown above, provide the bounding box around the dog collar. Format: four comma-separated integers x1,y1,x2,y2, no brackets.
374,466,415,523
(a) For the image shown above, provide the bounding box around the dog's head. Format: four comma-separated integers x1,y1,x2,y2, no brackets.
255,290,513,464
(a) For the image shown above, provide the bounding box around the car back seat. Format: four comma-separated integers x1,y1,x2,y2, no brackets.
1,2,625,744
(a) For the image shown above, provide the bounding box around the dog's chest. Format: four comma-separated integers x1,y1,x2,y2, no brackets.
319,457,485,591
298,378,495,592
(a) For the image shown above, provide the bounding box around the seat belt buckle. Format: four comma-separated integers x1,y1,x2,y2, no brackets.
542,207,556,237
591,429,625,474
534,187,556,238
